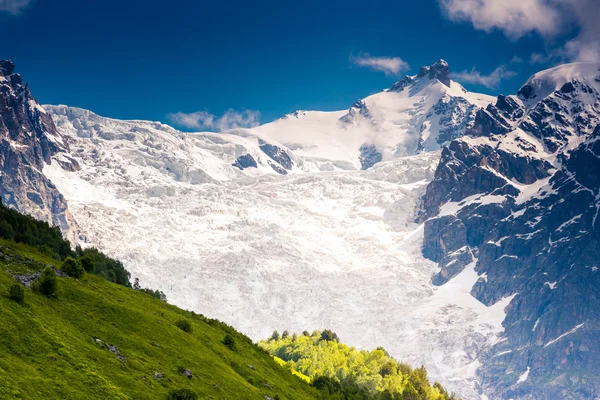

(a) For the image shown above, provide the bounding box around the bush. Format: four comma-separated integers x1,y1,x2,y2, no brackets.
9,283,24,303
223,334,236,351
175,319,193,333
79,256,95,273
61,257,84,279
33,267,58,296
166,388,198,400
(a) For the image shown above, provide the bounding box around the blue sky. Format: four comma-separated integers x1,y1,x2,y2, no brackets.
1,0,597,130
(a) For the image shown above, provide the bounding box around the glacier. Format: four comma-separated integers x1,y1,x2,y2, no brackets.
40,61,510,399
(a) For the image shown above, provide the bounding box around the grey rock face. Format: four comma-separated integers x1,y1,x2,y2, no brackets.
416,59,451,87
0,60,79,239
358,144,382,170
259,142,293,174
232,154,258,170
420,73,600,399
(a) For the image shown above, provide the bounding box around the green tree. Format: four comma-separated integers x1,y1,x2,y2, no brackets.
61,257,84,279
270,330,280,341
8,283,24,303
320,329,339,342
282,330,290,339
79,256,95,273
33,267,58,296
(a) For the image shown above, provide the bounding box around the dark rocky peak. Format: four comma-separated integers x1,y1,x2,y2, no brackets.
388,59,451,92
517,83,536,100
0,60,78,237
389,75,414,92
0,60,15,76
494,95,523,120
416,59,451,87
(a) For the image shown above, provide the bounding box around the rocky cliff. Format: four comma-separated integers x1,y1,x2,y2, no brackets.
0,60,78,240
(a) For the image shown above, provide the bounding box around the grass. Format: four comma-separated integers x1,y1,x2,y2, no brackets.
0,239,321,400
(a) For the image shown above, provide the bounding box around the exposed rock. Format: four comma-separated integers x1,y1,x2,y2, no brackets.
416,59,451,87
182,369,192,379
358,144,382,170
152,371,163,380
0,60,79,240
259,142,293,171
232,154,258,170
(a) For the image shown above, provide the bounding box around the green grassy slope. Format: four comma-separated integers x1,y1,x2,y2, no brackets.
0,239,320,400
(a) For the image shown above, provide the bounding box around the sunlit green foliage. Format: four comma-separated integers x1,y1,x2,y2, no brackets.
260,331,460,400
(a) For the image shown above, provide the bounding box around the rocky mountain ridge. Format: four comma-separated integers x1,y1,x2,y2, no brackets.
419,61,600,399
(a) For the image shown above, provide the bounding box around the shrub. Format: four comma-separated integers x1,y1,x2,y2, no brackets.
223,334,236,351
33,267,58,296
9,283,24,303
166,388,198,400
79,256,95,273
61,257,84,279
175,319,193,333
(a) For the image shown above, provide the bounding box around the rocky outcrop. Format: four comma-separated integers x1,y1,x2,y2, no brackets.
0,60,79,240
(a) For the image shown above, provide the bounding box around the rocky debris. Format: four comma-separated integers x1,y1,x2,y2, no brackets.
358,144,382,170
152,371,164,380
213,384,220,390
232,154,258,170
263,395,274,400
0,60,79,239
151,342,160,347
182,369,192,379
247,365,255,370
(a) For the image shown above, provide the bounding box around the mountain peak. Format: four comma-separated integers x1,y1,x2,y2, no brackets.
416,59,451,87
0,60,15,76
389,59,451,92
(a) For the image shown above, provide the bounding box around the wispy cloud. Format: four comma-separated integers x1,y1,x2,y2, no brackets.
350,53,410,76
0,0,33,14
438,0,600,62
167,109,261,132
453,65,517,89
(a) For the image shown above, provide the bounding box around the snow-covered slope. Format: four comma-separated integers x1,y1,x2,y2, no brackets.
255,60,495,170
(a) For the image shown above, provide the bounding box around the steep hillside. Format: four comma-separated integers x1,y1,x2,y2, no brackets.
0,239,325,400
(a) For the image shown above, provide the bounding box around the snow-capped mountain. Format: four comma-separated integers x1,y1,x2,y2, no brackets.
2,58,600,399
420,61,600,399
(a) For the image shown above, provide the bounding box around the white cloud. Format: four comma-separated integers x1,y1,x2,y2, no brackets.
438,0,600,62
350,53,410,76
0,0,32,14
453,65,517,89
167,109,261,132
